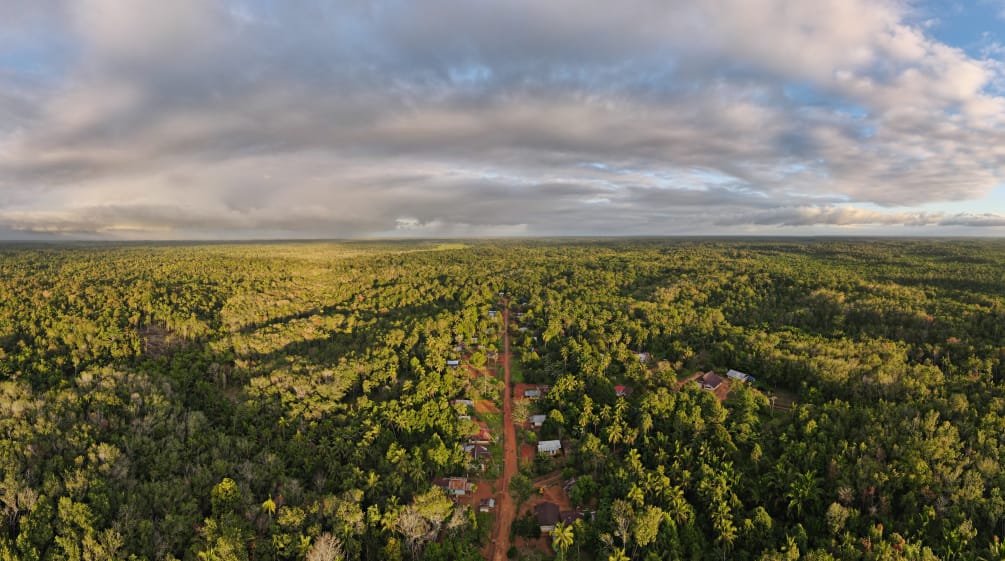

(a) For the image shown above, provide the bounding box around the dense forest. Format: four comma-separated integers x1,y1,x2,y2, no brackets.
3,239,1005,561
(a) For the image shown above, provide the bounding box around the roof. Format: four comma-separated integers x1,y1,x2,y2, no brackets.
464,444,491,459
699,372,724,387
538,440,562,452
480,498,496,508
614,385,629,395
726,369,748,380
446,360,460,366
432,477,472,492
524,389,542,398
530,414,547,425
471,428,493,441
560,510,584,524
535,502,561,526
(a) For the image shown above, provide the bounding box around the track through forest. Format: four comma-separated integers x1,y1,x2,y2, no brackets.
489,300,517,561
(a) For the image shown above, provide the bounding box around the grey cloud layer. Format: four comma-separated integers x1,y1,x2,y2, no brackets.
1,0,1004,237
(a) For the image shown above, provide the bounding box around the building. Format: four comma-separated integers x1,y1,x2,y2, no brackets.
524,389,542,399
636,352,651,364
530,414,547,428
560,510,585,525
614,385,630,397
433,477,473,496
470,429,493,445
698,372,724,391
538,440,562,455
464,444,491,471
535,502,561,533
726,369,755,383
479,498,496,513
488,310,497,318
463,444,491,461
446,360,460,367
451,399,474,408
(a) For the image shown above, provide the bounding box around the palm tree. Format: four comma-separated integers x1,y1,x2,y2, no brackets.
786,471,822,519
608,548,630,561
552,521,574,560
606,422,624,454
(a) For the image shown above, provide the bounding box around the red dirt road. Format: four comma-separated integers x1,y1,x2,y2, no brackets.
488,301,517,561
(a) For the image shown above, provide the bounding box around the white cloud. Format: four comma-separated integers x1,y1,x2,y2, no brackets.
0,0,1004,237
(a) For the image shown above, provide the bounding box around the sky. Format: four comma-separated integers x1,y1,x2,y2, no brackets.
2,1,1005,239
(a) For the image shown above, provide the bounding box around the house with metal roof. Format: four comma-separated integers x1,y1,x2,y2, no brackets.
538,439,562,455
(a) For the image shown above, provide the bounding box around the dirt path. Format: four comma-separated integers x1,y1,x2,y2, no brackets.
489,300,517,561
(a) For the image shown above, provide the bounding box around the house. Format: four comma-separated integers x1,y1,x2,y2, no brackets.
470,429,493,445
530,414,547,428
538,440,562,455
451,399,474,408
535,502,561,533
446,360,460,367
463,443,491,461
697,372,724,391
726,369,754,383
637,352,651,364
458,415,471,422
488,310,497,318
470,422,493,445
479,498,496,513
524,389,542,400
614,385,631,397
518,326,529,332
560,510,585,525
433,477,473,496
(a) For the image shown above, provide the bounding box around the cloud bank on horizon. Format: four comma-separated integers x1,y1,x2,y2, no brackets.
2,0,1005,238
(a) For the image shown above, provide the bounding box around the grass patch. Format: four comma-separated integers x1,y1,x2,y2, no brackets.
510,359,526,384
480,412,504,432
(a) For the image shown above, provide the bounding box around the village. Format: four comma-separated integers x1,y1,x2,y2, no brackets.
428,298,792,560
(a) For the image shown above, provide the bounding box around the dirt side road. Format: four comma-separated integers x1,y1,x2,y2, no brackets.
489,301,517,561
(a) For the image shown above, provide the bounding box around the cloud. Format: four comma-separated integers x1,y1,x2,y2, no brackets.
0,0,1004,237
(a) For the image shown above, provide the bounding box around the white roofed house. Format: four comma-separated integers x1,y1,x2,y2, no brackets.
538,439,562,455
530,414,547,428
727,369,755,382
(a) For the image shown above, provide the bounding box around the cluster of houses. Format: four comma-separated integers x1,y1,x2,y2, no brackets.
450,399,496,470
517,385,568,457
696,368,756,391
431,476,496,513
